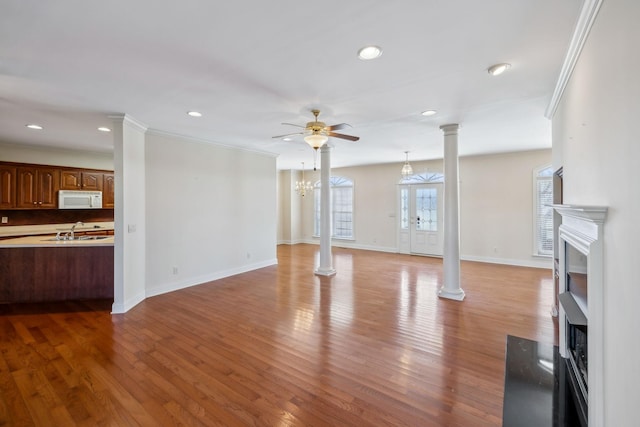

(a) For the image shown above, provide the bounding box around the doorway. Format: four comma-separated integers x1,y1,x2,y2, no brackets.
398,173,444,256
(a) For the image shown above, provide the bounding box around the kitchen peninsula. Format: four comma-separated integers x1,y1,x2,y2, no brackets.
0,223,114,303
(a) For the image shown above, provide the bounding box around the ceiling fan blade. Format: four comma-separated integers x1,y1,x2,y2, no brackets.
272,132,304,139
281,122,306,128
326,123,351,131
328,132,359,142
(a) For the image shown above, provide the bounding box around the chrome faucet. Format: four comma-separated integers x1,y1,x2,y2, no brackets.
70,221,84,240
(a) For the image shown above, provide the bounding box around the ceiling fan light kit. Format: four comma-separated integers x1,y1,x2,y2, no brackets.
273,109,359,150
304,134,329,149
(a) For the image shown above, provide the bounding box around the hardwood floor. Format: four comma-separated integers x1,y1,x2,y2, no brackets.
0,244,557,426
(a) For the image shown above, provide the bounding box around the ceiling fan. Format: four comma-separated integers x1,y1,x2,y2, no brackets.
272,109,359,149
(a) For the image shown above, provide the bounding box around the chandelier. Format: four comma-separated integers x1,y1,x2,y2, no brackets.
401,151,414,177
295,162,313,197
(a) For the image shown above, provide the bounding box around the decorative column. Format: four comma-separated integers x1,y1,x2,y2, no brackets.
439,124,465,300
315,145,336,276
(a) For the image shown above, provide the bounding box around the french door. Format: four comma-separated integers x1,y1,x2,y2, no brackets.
398,183,443,256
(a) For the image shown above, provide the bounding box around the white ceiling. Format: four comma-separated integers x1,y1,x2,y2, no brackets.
0,0,582,170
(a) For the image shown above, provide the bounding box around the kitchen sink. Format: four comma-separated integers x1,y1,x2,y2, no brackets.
43,235,110,241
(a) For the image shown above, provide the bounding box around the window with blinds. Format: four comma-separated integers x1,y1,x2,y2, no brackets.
535,165,554,256
314,176,354,239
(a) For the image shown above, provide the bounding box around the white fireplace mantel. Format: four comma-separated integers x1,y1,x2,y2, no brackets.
553,204,607,427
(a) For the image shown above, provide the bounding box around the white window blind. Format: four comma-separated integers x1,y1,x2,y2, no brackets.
535,166,553,256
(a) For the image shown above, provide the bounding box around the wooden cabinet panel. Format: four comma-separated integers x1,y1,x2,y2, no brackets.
0,165,17,209
38,168,58,208
0,246,114,303
16,167,37,208
60,170,82,189
103,173,114,208
60,170,103,191
82,172,103,191
16,166,59,209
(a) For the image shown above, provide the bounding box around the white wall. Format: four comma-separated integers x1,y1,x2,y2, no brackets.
278,169,306,244
0,141,113,169
460,150,551,268
282,149,551,267
144,131,278,298
551,0,639,424
112,116,147,313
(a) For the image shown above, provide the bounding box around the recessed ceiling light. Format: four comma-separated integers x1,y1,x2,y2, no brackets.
357,45,383,60
97,127,111,132
187,111,202,117
487,63,511,76
283,137,292,141
26,124,43,130
421,110,437,117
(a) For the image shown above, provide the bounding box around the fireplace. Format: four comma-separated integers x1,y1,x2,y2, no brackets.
554,205,607,427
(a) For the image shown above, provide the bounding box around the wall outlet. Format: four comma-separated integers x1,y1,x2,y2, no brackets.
1,217,7,224
172,267,178,275
128,224,136,233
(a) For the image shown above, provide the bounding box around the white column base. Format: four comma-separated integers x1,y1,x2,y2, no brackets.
314,267,336,277
438,287,465,301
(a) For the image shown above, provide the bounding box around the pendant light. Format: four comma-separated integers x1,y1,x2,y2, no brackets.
401,151,414,177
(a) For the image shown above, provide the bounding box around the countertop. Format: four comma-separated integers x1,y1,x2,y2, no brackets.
0,235,114,248
0,222,114,238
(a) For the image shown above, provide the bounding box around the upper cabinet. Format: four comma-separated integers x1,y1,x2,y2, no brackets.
60,170,104,191
0,162,114,210
0,165,17,209
16,166,59,209
103,173,115,208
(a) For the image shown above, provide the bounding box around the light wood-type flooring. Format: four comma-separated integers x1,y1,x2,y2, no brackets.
0,244,557,426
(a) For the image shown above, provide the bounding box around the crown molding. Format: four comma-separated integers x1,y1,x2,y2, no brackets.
108,114,148,133
545,0,604,119
145,128,279,159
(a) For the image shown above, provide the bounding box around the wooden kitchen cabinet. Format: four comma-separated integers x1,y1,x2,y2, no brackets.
16,166,59,209
0,246,114,303
60,170,103,191
0,161,114,210
0,165,17,209
103,173,115,208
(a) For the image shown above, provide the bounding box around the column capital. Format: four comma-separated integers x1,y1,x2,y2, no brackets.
319,144,332,153
439,123,460,135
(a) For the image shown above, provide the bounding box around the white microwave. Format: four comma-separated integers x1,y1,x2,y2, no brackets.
58,190,103,209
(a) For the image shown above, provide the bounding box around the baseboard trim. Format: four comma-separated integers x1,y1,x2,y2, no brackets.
145,258,279,299
288,240,552,269
111,290,146,314
461,254,552,270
